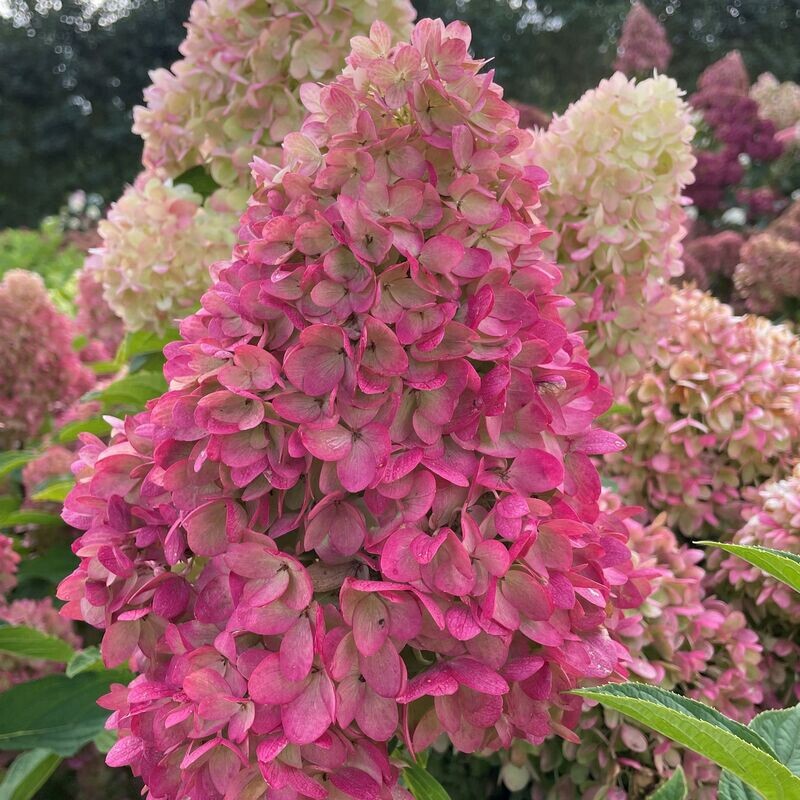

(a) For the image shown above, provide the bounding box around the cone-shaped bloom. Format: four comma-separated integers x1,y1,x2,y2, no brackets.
533,73,695,398
750,73,800,132
0,271,94,448
134,0,415,188
613,2,672,76
87,174,238,334
502,492,764,799
606,286,800,537
59,20,640,799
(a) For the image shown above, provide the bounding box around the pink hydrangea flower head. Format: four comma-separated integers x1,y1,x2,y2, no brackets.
504,491,764,799
0,598,81,692
134,0,416,188
682,230,744,294
533,73,695,398
0,270,94,448
606,286,800,537
613,2,672,76
74,266,125,361
59,20,639,798
0,534,20,598
734,200,800,316
697,50,750,97
87,174,238,334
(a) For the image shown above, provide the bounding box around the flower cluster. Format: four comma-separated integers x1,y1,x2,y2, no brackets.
682,229,744,298
134,0,415,188
0,270,94,449
87,175,238,334
750,73,800,133
717,463,800,627
59,20,639,799
0,534,20,597
613,2,672,77
0,598,81,692
734,200,800,316
689,52,783,212
532,72,695,398
502,493,764,799
606,287,800,538
74,267,125,361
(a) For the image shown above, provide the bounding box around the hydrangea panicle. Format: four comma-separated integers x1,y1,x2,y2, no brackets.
613,2,672,77
532,73,695,398
59,19,639,799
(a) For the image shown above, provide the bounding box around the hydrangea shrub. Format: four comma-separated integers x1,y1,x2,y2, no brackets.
134,0,415,188
613,2,672,77
58,20,640,799
502,493,764,799
532,73,695,397
0,270,94,448
87,175,238,334
606,286,800,537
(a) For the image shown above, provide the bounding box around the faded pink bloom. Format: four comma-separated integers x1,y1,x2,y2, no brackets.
751,73,800,131
74,267,125,361
22,446,75,500
0,534,20,598
60,20,640,799
606,287,800,537
682,230,744,296
134,0,415,188
0,271,94,448
613,2,672,76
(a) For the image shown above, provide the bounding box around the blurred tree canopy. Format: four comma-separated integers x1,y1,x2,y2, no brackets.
1,0,798,228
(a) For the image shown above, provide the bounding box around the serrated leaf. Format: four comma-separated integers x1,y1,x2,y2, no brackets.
0,748,61,800
56,416,111,444
0,626,76,662
699,542,800,595
648,766,688,799
31,478,74,503
402,763,452,800
0,669,131,756
0,452,35,480
173,165,219,199
66,646,103,677
0,510,62,529
574,683,800,800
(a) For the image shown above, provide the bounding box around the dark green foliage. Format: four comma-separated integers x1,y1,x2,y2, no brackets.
0,0,192,228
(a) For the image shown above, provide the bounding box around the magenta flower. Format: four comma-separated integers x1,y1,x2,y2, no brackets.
60,20,642,798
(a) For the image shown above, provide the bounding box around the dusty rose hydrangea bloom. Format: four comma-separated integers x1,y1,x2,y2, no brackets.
87,174,238,334
75,267,125,361
0,598,81,692
734,200,800,316
0,270,94,448
606,287,800,537
59,20,640,799
682,230,744,297
0,534,20,598
533,73,695,398
134,0,415,188
613,2,672,76
502,493,764,799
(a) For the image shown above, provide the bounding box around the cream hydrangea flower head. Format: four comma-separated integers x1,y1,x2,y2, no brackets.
87,173,238,334
533,72,695,398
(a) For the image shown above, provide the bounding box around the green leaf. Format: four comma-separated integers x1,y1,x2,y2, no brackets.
66,646,103,677
574,683,800,800
92,729,117,754
719,705,800,800
91,371,166,410
0,749,62,800
15,543,77,586
30,478,74,503
699,542,800,595
0,669,131,756
0,626,75,662
402,763,452,800
648,767,688,799
0,510,62,529
56,416,111,444
0,452,35,480
173,165,219,199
